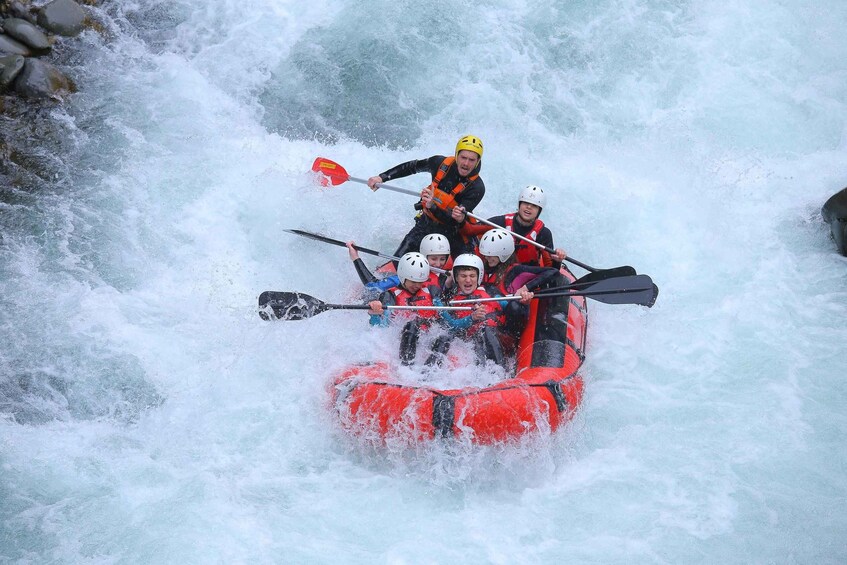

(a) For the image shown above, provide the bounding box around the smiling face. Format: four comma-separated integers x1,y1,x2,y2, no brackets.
456,150,480,176
517,201,541,224
454,267,479,294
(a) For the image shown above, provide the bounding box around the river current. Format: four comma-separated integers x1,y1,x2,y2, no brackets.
1,1,846,562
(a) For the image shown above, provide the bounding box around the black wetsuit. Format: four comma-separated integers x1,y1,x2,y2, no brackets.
378,155,485,259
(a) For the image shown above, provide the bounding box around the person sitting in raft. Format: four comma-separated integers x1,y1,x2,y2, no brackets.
478,228,560,338
426,254,526,368
346,233,453,296
367,252,442,366
367,135,485,259
461,184,567,267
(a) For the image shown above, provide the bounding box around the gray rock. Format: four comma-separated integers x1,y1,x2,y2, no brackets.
0,54,25,91
2,18,50,51
12,57,74,98
37,0,85,37
0,32,32,56
6,2,38,24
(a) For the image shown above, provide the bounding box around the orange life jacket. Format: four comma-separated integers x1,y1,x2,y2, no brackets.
422,157,479,223
504,213,550,266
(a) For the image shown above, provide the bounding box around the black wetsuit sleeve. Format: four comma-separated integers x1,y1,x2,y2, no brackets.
352,258,378,285
536,226,563,268
378,156,443,182
487,215,508,228
456,179,485,213
536,226,555,250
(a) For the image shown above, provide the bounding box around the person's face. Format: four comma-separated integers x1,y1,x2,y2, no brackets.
456,150,480,176
427,254,449,269
403,280,424,294
483,254,501,269
455,269,479,294
517,201,541,224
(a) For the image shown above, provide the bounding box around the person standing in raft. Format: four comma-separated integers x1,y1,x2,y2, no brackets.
367,252,442,366
346,233,453,297
367,135,486,259
461,184,567,268
478,228,560,338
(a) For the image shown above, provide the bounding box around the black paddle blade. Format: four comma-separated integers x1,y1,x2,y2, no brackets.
576,265,637,283
647,283,659,307
258,291,327,321
536,274,657,306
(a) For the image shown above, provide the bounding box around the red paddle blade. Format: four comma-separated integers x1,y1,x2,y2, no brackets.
311,157,350,187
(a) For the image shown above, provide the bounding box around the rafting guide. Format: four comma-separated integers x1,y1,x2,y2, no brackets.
366,135,486,260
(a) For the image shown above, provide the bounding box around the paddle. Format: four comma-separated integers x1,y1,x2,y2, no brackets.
536,286,656,306
311,157,639,279
258,291,471,321
534,273,658,307
283,228,447,274
450,274,657,307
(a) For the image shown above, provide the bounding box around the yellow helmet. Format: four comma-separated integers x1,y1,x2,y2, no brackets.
455,135,483,159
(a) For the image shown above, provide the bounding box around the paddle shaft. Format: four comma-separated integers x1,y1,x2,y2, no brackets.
284,229,447,274
450,287,652,304
280,302,471,312
258,290,473,321
349,175,597,272
314,158,639,279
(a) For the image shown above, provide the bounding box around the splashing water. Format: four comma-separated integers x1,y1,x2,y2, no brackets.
2,0,846,562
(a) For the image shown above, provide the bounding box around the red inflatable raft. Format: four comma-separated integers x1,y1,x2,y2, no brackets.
329,269,588,444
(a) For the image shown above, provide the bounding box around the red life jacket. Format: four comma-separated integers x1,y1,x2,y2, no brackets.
450,287,504,335
391,285,437,321
422,157,479,223
482,263,518,296
504,213,547,266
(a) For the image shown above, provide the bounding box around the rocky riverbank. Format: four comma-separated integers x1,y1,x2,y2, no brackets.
1,0,95,196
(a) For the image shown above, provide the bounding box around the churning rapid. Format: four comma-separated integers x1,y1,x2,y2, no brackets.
2,0,846,562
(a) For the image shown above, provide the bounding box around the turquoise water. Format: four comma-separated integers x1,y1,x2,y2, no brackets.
2,0,846,562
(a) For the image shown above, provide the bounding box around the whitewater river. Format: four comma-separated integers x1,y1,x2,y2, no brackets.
2,0,846,562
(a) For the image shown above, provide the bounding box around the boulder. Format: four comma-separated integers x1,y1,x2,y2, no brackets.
6,2,37,24
12,57,74,98
0,32,32,56
37,0,85,37
2,18,50,51
0,54,25,91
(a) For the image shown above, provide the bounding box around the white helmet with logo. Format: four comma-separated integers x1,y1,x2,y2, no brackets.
396,252,431,283
451,253,484,286
518,184,546,210
479,229,515,263
418,233,450,257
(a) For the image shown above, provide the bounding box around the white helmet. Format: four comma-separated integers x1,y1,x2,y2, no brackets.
396,252,431,283
451,253,484,286
479,229,515,263
418,233,450,257
518,184,546,210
